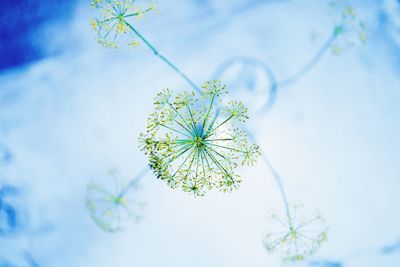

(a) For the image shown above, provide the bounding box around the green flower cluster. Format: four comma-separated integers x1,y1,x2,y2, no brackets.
90,0,156,48
86,168,144,232
329,1,367,55
262,203,328,262
139,80,260,196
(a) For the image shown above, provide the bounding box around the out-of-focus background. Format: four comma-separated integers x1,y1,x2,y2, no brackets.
1,0,400,266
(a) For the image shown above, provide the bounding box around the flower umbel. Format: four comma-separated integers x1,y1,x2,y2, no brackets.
262,203,328,262
90,0,157,48
329,1,367,55
140,80,260,196
86,168,144,232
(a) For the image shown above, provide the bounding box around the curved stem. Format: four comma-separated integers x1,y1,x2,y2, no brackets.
264,152,291,220
208,33,339,219
212,56,278,110
245,128,291,220
119,166,150,198
125,22,202,93
212,32,337,113
123,21,292,220
277,33,337,87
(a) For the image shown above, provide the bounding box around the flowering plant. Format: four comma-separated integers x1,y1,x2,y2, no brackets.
263,203,328,262
90,0,157,48
140,80,260,196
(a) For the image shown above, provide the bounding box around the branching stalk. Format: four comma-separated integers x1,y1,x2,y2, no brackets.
122,19,292,220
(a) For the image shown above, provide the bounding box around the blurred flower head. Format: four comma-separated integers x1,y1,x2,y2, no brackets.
90,0,157,48
139,80,260,196
86,168,144,232
262,203,328,262
329,1,367,55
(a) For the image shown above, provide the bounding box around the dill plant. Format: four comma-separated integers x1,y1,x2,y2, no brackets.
86,168,145,232
90,0,157,48
140,80,260,196
329,1,367,55
89,0,329,262
262,203,328,262
211,3,368,113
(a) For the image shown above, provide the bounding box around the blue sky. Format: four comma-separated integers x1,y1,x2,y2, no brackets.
0,0,400,266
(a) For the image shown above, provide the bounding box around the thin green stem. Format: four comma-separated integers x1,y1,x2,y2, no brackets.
203,111,218,136
125,22,201,93
170,116,193,136
264,152,290,220
201,94,215,135
174,139,193,144
186,104,199,136
123,7,153,18
203,148,229,175
195,148,200,179
200,149,213,176
205,115,233,138
184,148,197,179
171,149,195,178
159,124,191,138
166,102,195,136
199,150,207,182
245,128,291,220
206,138,233,142
112,6,120,15
204,141,245,154
123,19,291,222
164,144,193,163
99,17,115,24
277,33,337,87
204,145,228,161
102,21,117,40
118,166,150,198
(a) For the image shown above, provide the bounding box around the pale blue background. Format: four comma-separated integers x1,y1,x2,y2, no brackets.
0,0,400,266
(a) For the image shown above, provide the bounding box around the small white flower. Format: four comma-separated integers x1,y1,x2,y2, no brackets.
86,168,144,232
262,203,328,262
